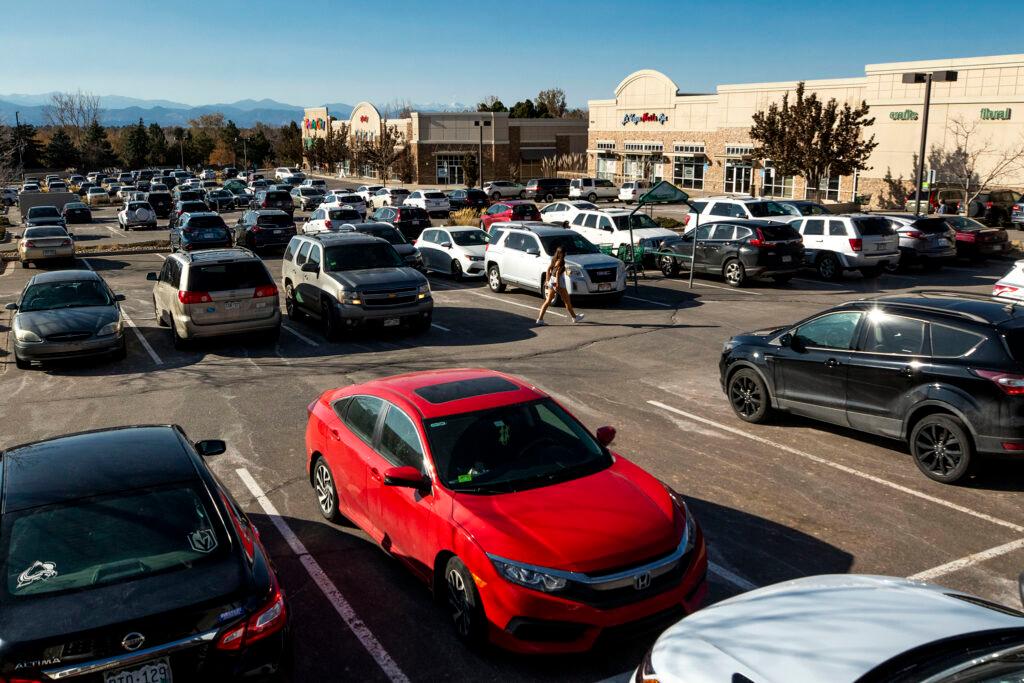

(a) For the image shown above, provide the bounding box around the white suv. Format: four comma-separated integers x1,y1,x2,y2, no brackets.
697,196,802,221
405,189,451,217
569,177,618,202
790,214,901,280
484,222,626,301
618,181,649,203
568,209,677,250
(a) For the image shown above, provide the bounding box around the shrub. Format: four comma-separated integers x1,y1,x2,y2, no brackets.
448,207,481,226
654,216,683,229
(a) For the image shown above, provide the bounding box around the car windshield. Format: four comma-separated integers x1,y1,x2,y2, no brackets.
451,230,488,246
540,233,599,255
1,485,225,600
24,227,67,238
424,398,611,494
209,190,230,198
324,243,404,271
20,280,113,311
611,214,661,231
188,261,271,291
359,226,405,244
747,202,799,217
910,218,953,234
28,207,60,218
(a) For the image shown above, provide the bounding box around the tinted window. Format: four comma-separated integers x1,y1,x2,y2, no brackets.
323,243,403,271
611,214,661,231
307,246,322,269
188,261,271,291
359,226,405,244
571,214,586,226
862,313,927,355
803,219,825,236
256,213,293,227
853,217,896,236
711,225,736,241
932,324,987,358
27,207,60,218
759,224,801,240
424,192,446,199
327,209,361,222
20,280,113,312
379,406,424,469
265,191,291,201
709,203,734,217
910,218,952,234
345,396,384,443
184,215,227,229
512,205,538,219
489,228,505,244
794,311,862,349
747,202,798,218
24,227,67,238
283,238,298,262
829,220,848,236
398,207,428,220
540,233,599,255
296,242,311,266
583,214,598,228
505,233,527,251
452,230,488,246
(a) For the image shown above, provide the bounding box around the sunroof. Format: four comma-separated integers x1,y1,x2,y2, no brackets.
413,377,520,404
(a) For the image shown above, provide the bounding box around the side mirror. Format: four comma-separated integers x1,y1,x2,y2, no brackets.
779,333,792,347
441,241,452,249
301,262,319,273
596,426,616,446
383,465,429,490
526,247,540,256
5,302,18,311
194,439,226,457
114,294,126,302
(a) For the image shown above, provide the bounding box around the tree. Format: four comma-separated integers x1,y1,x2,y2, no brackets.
307,138,328,169
209,140,235,166
326,122,350,174
123,119,151,169
0,125,20,187
355,122,404,180
509,99,550,119
462,152,479,188
536,88,567,118
564,107,588,120
43,90,101,148
749,82,878,202
11,122,43,170
477,96,508,113
381,99,413,119
81,120,117,170
191,132,216,167
148,123,168,166
395,150,414,184
273,121,303,166
506,161,521,184
44,128,79,169
925,116,1024,212
246,128,272,168
189,113,225,137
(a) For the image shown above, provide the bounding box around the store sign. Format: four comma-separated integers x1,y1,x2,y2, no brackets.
304,118,326,130
622,112,668,126
889,109,919,121
359,115,369,123
981,107,1012,121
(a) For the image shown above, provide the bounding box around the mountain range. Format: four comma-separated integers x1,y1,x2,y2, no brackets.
0,94,473,128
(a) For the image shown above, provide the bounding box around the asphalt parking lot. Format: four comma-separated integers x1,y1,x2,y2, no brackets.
2,233,1023,681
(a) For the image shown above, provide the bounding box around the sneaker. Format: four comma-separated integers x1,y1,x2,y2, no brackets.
535,318,546,326
573,313,585,323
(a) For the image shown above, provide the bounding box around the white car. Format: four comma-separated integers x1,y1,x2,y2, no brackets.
484,222,626,299
635,574,1024,683
994,259,1024,301
199,169,216,180
275,167,300,180
482,180,525,200
618,180,649,203
414,226,489,280
539,200,598,226
405,189,450,216
696,196,802,221
569,177,619,202
370,187,411,209
323,192,367,217
117,201,157,230
354,185,384,203
116,185,138,201
303,206,362,235
300,178,328,193
568,209,676,251
790,214,901,280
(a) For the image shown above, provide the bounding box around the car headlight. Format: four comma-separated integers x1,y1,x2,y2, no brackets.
97,320,123,336
14,321,42,343
340,291,362,305
488,556,568,592
418,283,430,299
467,255,484,262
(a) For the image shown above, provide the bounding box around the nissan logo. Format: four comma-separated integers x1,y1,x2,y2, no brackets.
633,572,652,591
121,632,145,652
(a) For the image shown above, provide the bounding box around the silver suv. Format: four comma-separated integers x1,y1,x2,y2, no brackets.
280,233,432,340
147,248,281,349
789,214,901,280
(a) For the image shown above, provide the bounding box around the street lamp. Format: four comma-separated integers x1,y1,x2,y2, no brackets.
902,69,958,215
474,118,491,188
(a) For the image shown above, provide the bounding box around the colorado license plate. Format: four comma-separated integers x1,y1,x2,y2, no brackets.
383,318,400,327
43,249,56,256
103,657,172,683
225,302,240,310
876,243,888,250
598,283,612,291
936,238,949,246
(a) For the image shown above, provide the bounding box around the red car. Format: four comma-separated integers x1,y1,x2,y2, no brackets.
480,200,542,231
305,369,708,653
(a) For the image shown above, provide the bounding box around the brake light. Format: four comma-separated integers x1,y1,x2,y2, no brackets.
971,369,1024,395
261,201,268,208
683,214,691,226
3,677,45,683
985,201,993,209
216,581,287,650
849,238,863,251
253,284,278,299
748,228,765,247
24,240,35,248
1002,442,1024,451
178,290,212,305
959,231,976,242
324,219,332,230
905,230,922,239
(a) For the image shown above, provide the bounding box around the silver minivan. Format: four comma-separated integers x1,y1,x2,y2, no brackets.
569,177,618,202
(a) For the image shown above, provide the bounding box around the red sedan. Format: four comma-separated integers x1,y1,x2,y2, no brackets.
479,200,542,231
305,368,708,653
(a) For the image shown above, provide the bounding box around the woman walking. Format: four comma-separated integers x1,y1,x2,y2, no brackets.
536,246,584,325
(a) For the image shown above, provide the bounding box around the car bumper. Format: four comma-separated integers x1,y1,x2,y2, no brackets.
461,258,487,276
178,310,281,339
904,245,957,261
333,298,433,323
836,251,900,268
20,245,75,260
568,275,627,295
482,536,708,654
124,221,158,229
960,241,1010,256
15,333,124,360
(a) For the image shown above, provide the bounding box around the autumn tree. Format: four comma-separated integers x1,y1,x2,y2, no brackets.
536,88,567,118
925,116,1024,212
355,123,404,180
462,152,479,188
326,122,350,174
43,90,101,148
749,82,878,202
123,119,151,169
209,140,235,166
44,128,80,169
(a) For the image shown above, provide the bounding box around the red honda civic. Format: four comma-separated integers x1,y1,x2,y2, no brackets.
304,369,708,653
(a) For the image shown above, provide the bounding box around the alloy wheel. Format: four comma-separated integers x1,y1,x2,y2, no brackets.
314,461,335,516
446,569,472,637
729,375,762,418
725,261,745,286
914,423,964,476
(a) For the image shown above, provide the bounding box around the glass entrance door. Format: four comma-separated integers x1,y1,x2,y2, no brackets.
725,162,752,194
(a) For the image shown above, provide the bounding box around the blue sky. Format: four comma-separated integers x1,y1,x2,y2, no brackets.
5,0,1022,108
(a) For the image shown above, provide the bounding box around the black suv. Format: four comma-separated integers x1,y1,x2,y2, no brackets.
967,190,1020,226
146,190,173,218
720,292,1024,483
446,188,489,210
371,205,431,241
233,209,296,251
524,178,571,202
255,190,294,216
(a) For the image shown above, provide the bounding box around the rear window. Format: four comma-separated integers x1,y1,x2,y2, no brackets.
256,214,293,227
265,191,291,201
338,195,362,204
747,202,799,218
28,207,60,218
184,215,227,229
911,218,952,234
424,192,446,199
24,227,66,238
360,227,405,244
181,202,207,212
853,217,896,236
512,205,539,218
758,224,801,241
188,261,271,291
327,209,360,221
399,207,428,219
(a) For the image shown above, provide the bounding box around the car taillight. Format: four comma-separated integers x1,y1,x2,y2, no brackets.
683,214,691,226
849,238,863,251
3,677,44,683
905,230,922,239
62,238,72,246
971,369,1024,395
324,219,332,230
24,240,35,248
261,201,268,208
748,228,765,247
253,284,278,298
959,231,976,242
216,581,287,650
250,224,261,232
178,290,212,304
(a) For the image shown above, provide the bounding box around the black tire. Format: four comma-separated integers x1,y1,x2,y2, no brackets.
771,274,793,285
451,259,464,282
910,414,974,484
727,368,772,423
518,190,526,199
20,259,29,269
171,321,190,350
660,255,681,277
312,456,343,523
322,300,342,342
544,193,554,202
587,192,597,202
816,253,841,281
14,354,30,370
859,266,882,279
444,556,486,646
285,284,301,321
723,259,747,287
487,264,506,293
410,313,432,334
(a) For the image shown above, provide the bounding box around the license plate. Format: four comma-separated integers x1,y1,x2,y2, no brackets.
43,249,56,256
273,229,282,235
383,318,400,327
936,238,949,246
225,302,240,310
876,243,888,251
103,657,172,683
782,255,792,262
597,283,612,291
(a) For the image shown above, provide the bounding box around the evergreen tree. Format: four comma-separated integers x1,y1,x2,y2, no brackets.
247,129,272,168
274,122,303,166
13,123,44,169
123,118,151,169
81,120,117,170
148,123,169,166
44,128,80,169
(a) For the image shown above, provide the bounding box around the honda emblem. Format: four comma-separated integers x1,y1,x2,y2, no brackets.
633,572,652,590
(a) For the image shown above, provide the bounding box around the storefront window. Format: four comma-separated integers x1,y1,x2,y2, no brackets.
596,157,617,181
436,155,464,185
673,157,705,190
724,162,752,194
806,175,841,202
761,162,794,198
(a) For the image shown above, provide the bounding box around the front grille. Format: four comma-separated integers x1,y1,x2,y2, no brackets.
586,267,618,283
506,618,589,643
560,555,690,609
362,289,418,308
45,331,92,342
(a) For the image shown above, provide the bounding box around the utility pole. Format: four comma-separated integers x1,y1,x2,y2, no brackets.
474,117,491,188
903,70,957,215
14,110,24,177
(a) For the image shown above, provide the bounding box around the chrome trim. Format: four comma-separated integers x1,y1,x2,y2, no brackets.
42,628,219,679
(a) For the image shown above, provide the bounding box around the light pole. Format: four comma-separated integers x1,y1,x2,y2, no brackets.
902,70,957,215
474,118,491,188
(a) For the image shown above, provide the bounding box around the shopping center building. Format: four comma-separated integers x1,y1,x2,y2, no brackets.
587,54,1024,207
302,102,587,185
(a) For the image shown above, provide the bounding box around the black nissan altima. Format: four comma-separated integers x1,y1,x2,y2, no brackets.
0,426,291,682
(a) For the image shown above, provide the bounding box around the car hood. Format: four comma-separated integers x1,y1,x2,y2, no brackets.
327,267,426,291
649,575,1024,683
17,306,118,336
452,457,679,573
631,227,679,240
26,217,64,227
565,253,622,269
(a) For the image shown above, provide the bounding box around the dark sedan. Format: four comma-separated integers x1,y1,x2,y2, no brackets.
24,205,66,229
0,426,291,681
6,269,126,368
61,201,93,224
345,221,423,270
660,220,804,286
942,215,1011,260
171,212,234,252
206,189,237,212
446,188,490,211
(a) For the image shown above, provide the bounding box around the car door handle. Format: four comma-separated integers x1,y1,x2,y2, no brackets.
369,467,382,482
824,358,841,368
901,365,916,377
328,427,342,441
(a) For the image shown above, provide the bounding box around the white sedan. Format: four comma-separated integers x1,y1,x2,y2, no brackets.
354,185,384,203
414,226,488,280
994,259,1024,301
635,574,1024,683
323,192,367,218
538,200,598,227
405,189,450,216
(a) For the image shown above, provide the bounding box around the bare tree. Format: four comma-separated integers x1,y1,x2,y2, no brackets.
931,115,1024,211
381,99,414,119
43,90,101,148
356,122,405,181
536,88,567,118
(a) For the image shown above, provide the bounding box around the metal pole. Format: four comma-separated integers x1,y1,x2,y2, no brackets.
179,138,184,169
478,120,484,189
14,110,23,175
688,205,699,288
913,73,932,216
627,202,641,290
243,138,248,170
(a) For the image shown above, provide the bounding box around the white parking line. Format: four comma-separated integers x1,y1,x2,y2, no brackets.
281,324,319,346
647,400,1024,534
908,537,1024,581
623,295,673,308
121,309,163,365
459,289,568,318
430,322,451,332
708,559,758,592
106,225,128,238
235,468,410,683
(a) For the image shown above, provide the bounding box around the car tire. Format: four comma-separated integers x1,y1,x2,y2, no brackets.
910,414,975,484
487,264,506,293
727,368,772,423
410,313,432,334
20,260,29,269
518,191,526,199
544,193,554,202
859,266,882,279
322,300,342,342
723,259,747,287
312,456,344,523
285,284,301,321
660,255,681,277
816,253,841,281
587,192,598,202
171,321,190,350
14,354,30,370
451,259,464,282
444,556,486,647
